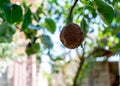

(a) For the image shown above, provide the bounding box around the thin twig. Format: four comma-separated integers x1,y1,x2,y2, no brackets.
82,41,86,57
69,0,78,22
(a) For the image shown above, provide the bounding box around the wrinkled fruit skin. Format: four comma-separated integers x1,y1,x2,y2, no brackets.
60,23,84,49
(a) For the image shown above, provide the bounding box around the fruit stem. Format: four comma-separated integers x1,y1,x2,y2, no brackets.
69,0,78,22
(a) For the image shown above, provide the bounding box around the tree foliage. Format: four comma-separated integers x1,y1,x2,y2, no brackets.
0,0,120,86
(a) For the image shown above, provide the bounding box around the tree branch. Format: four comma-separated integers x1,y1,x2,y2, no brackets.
72,47,115,86
85,47,115,59
73,57,85,86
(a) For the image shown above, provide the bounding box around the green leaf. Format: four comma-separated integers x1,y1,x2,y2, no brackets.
81,18,88,37
36,7,45,15
44,18,56,33
94,0,114,25
40,35,53,49
0,22,16,43
0,0,10,8
24,28,37,39
21,7,32,31
111,42,120,51
25,43,40,56
81,0,90,4
2,3,22,24
53,56,64,61
92,10,97,18
33,6,44,22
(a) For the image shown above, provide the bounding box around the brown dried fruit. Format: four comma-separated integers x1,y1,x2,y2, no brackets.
60,23,84,49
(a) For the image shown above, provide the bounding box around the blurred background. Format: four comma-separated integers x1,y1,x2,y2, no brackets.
0,0,120,86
